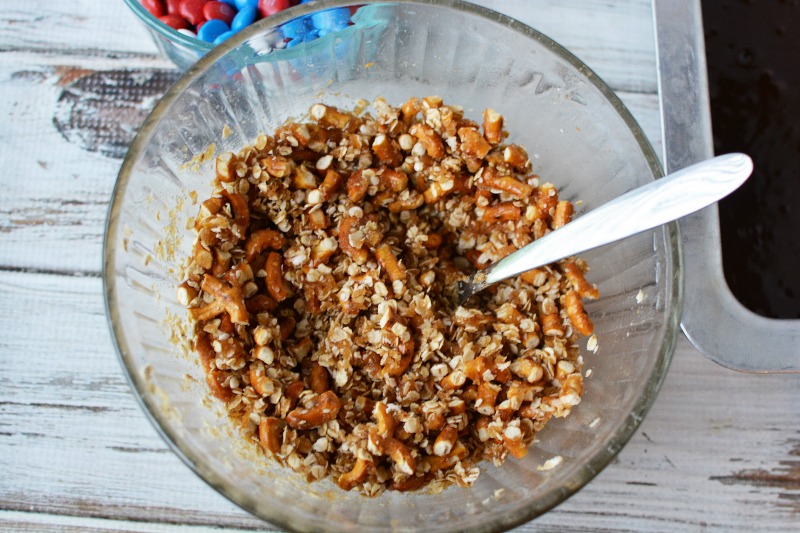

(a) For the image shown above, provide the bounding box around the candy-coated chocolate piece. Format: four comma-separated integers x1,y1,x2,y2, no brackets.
198,18,230,42
236,0,259,10
213,30,235,44
300,0,349,31
310,7,349,31
231,6,257,32
204,1,236,25
281,16,309,38
142,0,166,17
158,13,190,30
285,36,303,48
165,0,182,14
180,0,209,26
258,0,290,18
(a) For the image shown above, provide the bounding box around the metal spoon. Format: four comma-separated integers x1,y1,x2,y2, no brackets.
456,153,753,305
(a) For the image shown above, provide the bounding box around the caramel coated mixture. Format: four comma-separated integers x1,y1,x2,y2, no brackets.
179,97,597,495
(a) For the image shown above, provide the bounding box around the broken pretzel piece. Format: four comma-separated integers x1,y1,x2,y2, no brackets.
190,274,248,325
286,391,342,429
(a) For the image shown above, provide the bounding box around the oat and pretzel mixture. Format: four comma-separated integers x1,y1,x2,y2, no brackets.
178,96,598,495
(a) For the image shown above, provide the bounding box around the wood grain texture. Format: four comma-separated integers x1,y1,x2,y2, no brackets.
0,511,260,533
0,1,167,58
0,271,263,530
1,0,798,532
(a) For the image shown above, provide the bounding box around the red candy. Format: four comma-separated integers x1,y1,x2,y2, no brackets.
165,0,182,15
203,1,236,25
258,0,291,18
141,0,166,17
179,0,208,26
159,14,190,30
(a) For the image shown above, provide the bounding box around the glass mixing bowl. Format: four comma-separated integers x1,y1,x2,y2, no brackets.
105,1,682,531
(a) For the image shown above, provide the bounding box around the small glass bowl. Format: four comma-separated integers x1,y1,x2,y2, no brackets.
123,0,215,70
105,1,682,531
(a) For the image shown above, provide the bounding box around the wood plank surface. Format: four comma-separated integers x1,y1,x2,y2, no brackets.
1,0,797,532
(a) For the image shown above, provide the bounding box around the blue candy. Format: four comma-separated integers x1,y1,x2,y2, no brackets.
285,37,304,48
310,8,350,32
281,16,310,39
198,19,230,43
219,0,238,6
298,2,350,33
231,6,257,32
280,4,350,46
235,0,258,10
213,30,236,45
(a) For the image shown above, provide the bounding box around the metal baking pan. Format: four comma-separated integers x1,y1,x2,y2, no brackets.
653,0,799,372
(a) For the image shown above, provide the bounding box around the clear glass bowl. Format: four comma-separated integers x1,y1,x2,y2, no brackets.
104,1,682,531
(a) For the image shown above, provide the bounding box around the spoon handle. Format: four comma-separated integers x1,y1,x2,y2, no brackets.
473,153,753,294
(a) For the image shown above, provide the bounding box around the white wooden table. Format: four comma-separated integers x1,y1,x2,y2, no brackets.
1,1,798,531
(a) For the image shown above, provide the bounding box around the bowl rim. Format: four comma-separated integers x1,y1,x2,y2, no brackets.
105,1,682,531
